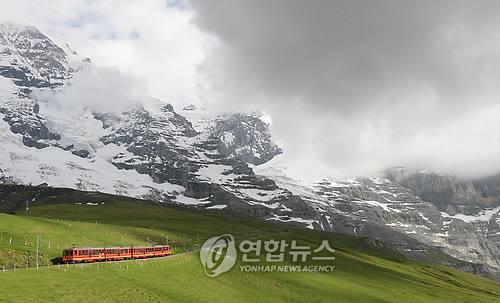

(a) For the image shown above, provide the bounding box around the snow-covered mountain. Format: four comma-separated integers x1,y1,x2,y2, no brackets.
1,23,499,279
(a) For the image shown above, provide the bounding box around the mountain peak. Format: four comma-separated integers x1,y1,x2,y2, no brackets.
0,22,69,88
0,22,40,35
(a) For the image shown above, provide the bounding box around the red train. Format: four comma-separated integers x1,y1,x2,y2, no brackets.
62,245,172,263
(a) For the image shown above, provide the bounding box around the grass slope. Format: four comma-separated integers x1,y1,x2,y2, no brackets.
0,199,498,302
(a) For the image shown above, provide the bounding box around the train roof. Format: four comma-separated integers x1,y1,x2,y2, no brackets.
64,245,170,250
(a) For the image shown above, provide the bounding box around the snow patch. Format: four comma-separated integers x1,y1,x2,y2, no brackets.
440,207,500,223
207,204,227,210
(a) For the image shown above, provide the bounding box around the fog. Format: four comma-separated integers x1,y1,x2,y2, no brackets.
33,67,147,113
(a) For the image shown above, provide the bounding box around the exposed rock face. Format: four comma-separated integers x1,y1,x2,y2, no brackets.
0,97,60,148
0,23,70,88
208,113,282,165
98,103,200,185
387,169,500,211
0,23,500,280
249,167,500,279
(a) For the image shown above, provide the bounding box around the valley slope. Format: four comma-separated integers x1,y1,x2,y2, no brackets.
0,186,499,303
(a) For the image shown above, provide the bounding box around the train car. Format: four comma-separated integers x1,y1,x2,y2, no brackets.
62,245,171,263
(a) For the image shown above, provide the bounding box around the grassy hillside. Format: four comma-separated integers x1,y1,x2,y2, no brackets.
0,197,499,302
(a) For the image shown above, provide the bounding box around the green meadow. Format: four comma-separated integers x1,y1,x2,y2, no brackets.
0,198,498,302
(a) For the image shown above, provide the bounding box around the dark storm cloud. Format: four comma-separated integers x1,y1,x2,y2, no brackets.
191,0,498,113
189,0,500,178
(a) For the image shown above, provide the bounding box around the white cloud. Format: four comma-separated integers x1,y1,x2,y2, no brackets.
33,67,148,113
0,0,208,109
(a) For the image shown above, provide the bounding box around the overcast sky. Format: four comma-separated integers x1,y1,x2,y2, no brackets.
1,0,499,179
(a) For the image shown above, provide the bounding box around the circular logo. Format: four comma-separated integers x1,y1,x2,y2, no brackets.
200,234,237,277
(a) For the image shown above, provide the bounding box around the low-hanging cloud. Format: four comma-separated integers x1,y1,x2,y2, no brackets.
33,67,147,113
32,68,146,113
190,0,500,179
